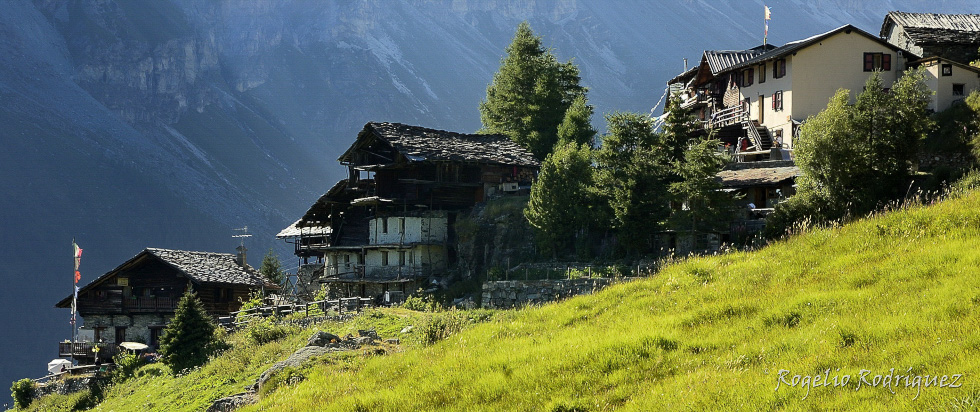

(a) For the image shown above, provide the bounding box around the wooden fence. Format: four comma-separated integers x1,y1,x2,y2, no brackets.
218,297,374,329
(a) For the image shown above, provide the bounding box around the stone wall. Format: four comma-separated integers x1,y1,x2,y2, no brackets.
481,278,626,309
80,314,170,345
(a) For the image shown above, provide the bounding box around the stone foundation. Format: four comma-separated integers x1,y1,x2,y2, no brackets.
481,278,626,309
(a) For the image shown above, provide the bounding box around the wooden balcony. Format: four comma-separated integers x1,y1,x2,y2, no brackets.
76,296,178,315
58,342,120,360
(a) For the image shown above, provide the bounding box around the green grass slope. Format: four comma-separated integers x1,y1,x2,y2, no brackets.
25,191,980,411
250,192,980,411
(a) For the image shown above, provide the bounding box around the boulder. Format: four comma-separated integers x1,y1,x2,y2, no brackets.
207,393,256,412
357,329,379,340
307,331,341,347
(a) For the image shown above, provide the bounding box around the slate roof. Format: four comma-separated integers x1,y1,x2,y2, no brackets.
276,219,332,239
340,122,540,168
728,25,904,73
146,248,271,286
704,45,775,74
717,166,800,188
57,248,276,308
882,11,980,37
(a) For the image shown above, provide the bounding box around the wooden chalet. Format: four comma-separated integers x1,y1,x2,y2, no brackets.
286,122,539,301
55,247,276,359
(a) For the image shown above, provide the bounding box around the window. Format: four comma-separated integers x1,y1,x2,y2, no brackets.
774,59,786,78
381,218,388,234
398,217,406,234
382,251,389,266
953,84,965,96
149,327,164,348
115,327,127,344
357,254,365,265
863,53,891,71
773,129,784,147
741,68,754,86
772,91,784,111
942,64,953,76
398,251,406,266
758,63,766,83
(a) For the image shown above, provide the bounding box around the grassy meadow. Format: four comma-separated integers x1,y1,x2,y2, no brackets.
15,190,980,411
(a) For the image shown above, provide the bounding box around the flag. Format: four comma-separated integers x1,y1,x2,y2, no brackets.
73,242,83,283
764,6,771,42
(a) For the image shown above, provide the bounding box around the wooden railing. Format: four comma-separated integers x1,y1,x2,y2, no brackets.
709,105,747,128
218,297,374,329
122,296,177,312
58,342,119,359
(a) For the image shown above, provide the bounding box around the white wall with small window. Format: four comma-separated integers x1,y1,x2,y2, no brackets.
737,57,794,148
362,245,447,278
916,57,980,112
369,214,448,245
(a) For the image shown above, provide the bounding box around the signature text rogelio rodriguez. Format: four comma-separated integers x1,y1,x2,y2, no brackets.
775,368,963,399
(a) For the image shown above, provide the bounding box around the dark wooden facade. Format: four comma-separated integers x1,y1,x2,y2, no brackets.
57,249,274,317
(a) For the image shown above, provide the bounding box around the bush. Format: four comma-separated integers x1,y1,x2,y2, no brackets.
111,351,148,384
246,318,293,345
10,378,35,408
402,290,441,312
418,310,494,345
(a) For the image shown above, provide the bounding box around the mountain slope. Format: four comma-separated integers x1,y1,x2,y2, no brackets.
65,189,980,411
247,191,980,410
2,0,979,398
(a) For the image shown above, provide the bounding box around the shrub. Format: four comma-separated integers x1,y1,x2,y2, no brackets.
111,351,148,384
402,290,441,312
246,318,293,345
418,310,494,345
10,378,35,408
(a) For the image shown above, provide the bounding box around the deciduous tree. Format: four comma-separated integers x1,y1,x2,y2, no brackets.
767,69,932,236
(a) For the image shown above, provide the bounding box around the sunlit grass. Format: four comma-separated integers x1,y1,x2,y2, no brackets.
19,190,980,411
245,191,980,410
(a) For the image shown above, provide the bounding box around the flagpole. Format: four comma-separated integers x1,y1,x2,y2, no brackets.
70,238,75,366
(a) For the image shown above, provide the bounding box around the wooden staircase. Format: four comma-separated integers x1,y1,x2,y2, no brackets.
742,120,774,152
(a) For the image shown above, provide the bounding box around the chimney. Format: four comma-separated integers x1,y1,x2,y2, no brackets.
683,58,688,72
235,245,247,266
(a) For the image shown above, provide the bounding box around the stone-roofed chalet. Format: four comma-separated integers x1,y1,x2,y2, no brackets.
881,11,980,63
56,247,276,355
669,25,911,160
284,122,540,302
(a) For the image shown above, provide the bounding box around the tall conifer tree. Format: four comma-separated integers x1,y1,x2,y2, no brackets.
159,290,220,374
480,22,585,160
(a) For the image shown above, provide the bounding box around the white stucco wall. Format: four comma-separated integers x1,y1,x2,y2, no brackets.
369,215,448,245
790,30,905,119
920,60,980,112
738,58,794,148
364,245,447,277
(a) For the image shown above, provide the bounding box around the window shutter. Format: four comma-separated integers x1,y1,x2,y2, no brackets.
864,53,874,71
883,54,891,71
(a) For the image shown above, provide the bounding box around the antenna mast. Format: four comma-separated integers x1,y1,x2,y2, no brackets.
232,226,252,247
